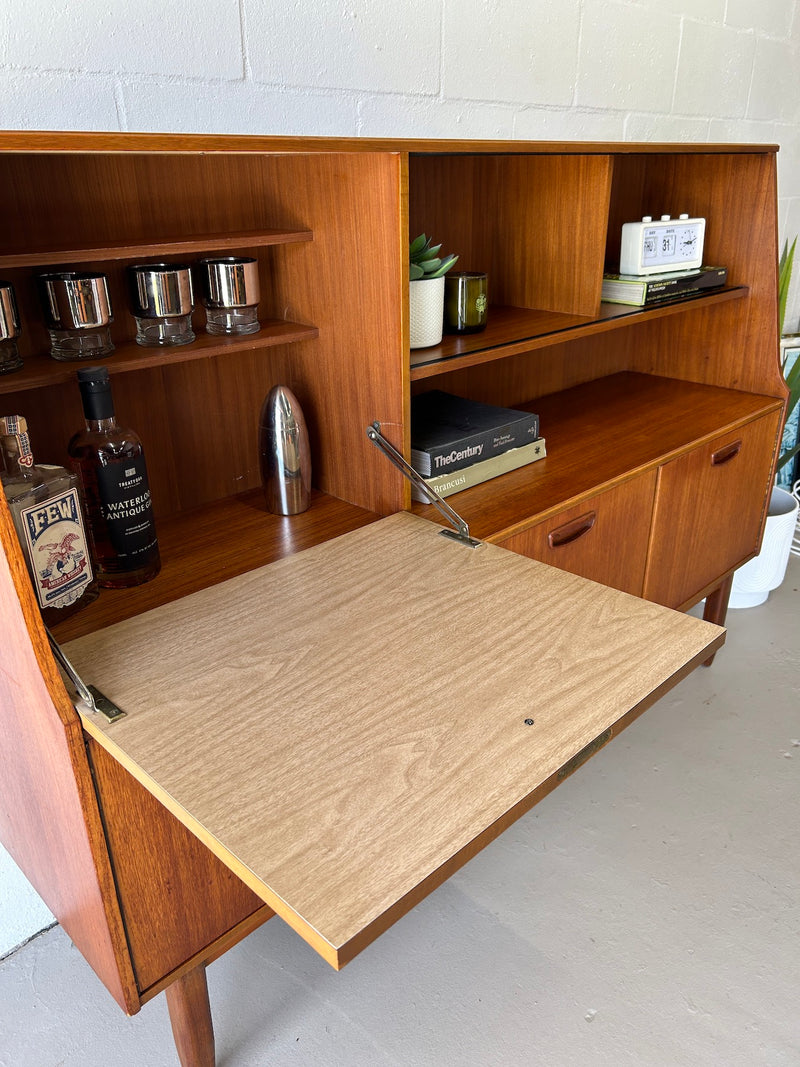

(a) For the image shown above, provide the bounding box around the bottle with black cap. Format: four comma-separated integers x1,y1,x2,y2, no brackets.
68,367,160,587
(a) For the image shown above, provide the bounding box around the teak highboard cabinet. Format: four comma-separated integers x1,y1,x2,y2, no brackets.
0,133,786,1066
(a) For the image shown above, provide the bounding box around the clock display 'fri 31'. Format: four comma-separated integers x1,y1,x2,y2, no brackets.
619,215,706,276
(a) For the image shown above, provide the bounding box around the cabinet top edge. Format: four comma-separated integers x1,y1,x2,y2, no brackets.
0,130,780,157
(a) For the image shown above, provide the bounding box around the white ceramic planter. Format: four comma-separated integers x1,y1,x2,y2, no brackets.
729,486,799,608
409,277,445,349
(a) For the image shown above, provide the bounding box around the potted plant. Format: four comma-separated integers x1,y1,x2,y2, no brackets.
730,237,800,607
777,237,800,481
409,233,458,349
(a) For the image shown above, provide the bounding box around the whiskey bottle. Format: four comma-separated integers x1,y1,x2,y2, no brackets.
0,414,99,624
68,366,161,587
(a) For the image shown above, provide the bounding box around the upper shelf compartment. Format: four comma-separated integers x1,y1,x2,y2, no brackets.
0,225,318,393
408,152,613,319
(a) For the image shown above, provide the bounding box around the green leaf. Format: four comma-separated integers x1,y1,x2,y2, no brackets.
776,439,800,471
409,233,428,256
409,233,458,275
778,236,796,334
426,253,459,277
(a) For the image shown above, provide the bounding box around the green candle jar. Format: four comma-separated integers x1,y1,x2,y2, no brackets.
444,271,488,334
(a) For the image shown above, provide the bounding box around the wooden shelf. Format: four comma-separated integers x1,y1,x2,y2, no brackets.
50,488,379,643
410,372,783,541
0,228,313,269
0,319,319,393
410,288,748,380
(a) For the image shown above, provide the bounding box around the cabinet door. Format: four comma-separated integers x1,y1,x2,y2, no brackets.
88,740,270,995
643,413,781,608
497,473,657,596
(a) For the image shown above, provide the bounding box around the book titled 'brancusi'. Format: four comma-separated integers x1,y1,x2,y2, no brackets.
411,390,540,477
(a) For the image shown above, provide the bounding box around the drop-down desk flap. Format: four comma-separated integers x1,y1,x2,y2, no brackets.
65,512,724,970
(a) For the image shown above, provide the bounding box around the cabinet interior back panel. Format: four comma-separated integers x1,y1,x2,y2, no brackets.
409,154,612,316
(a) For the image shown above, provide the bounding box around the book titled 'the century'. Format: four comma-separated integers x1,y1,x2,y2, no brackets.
411,390,540,477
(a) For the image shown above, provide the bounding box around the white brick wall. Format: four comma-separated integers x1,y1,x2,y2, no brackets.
442,0,580,105
0,0,799,954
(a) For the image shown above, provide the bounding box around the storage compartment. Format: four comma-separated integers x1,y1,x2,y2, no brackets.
410,373,782,546
0,146,408,519
497,474,657,596
643,413,782,608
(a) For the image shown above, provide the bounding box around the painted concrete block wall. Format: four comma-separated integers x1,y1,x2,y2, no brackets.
0,0,798,955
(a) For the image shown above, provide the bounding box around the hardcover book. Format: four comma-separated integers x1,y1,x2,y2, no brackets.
411,390,540,477
601,265,727,306
412,438,546,503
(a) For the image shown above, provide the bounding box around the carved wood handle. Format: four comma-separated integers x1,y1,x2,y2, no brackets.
548,512,597,548
711,440,742,466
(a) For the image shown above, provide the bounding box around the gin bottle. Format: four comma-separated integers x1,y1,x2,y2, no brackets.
68,367,161,588
0,414,99,624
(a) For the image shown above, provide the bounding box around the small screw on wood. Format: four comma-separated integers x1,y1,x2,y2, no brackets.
524,718,535,726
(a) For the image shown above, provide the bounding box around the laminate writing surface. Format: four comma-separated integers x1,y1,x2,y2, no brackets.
64,513,723,969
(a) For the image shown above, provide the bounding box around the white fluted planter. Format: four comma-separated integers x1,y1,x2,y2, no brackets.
409,277,445,349
729,486,799,608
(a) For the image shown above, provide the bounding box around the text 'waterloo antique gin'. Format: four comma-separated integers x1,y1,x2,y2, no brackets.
68,366,161,588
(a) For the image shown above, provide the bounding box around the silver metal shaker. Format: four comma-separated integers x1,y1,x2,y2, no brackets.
258,385,311,515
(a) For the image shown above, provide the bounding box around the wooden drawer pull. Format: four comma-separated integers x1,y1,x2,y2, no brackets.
548,512,597,548
711,440,742,466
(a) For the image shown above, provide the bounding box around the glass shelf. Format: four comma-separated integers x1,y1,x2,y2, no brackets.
410,288,747,380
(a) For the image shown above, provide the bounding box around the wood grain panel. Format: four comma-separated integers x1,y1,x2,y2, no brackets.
498,473,657,595
50,489,378,642
408,155,489,276
414,319,638,404
410,154,612,316
485,155,612,315
0,131,776,157
0,491,138,1013
65,513,723,970
88,740,269,993
644,412,783,607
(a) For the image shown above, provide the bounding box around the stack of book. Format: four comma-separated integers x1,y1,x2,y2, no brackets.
411,390,545,503
601,265,727,306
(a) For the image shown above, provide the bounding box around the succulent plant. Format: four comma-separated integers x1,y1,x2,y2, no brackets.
409,233,458,280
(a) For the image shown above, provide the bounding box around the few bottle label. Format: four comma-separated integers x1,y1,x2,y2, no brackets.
95,456,158,561
20,487,94,610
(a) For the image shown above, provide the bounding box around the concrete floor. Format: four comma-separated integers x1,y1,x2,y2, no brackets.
1,557,798,1067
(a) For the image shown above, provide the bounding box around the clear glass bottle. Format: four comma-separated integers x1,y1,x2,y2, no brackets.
0,414,99,624
68,367,161,588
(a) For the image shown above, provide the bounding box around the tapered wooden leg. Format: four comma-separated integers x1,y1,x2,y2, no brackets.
701,573,734,665
165,964,215,1067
